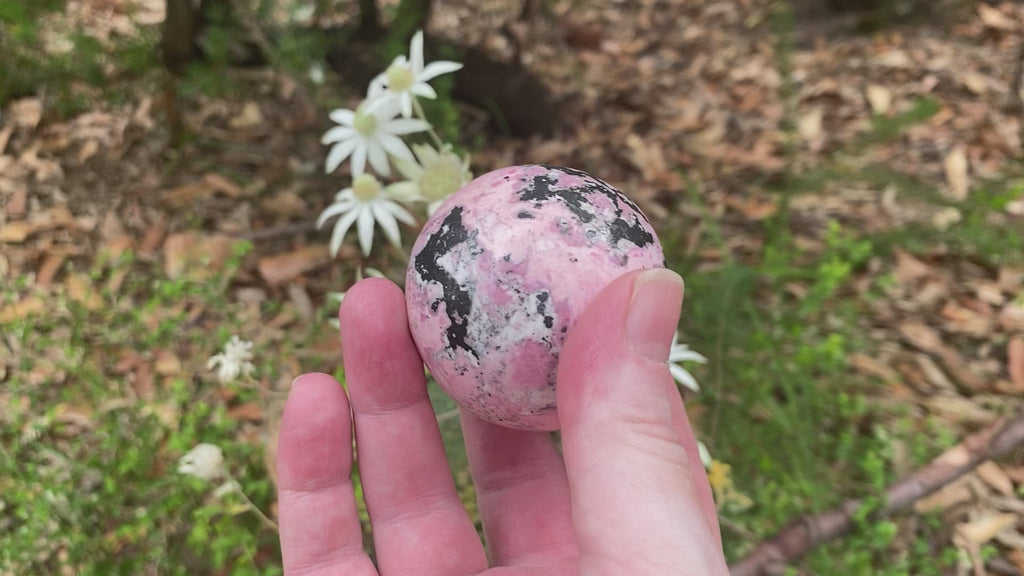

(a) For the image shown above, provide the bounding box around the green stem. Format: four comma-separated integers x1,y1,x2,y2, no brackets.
229,477,279,531
412,96,445,148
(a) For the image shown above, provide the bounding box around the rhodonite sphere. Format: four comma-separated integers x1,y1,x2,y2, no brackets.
405,164,664,431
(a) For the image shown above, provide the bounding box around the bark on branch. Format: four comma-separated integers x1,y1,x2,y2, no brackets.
729,415,1024,576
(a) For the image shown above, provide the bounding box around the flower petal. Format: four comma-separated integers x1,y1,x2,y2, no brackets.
329,108,356,125
367,140,391,177
410,30,424,73
351,144,367,176
357,207,375,256
418,61,463,82
322,126,356,144
400,92,413,118
372,202,403,248
369,96,402,121
367,73,387,98
410,83,438,100
382,118,431,135
379,133,415,163
669,363,701,393
393,154,425,181
386,181,422,202
325,138,360,173
427,199,445,216
328,207,362,258
670,346,708,364
316,199,356,228
384,198,417,226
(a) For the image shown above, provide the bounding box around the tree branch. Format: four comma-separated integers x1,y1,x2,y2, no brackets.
729,415,1024,576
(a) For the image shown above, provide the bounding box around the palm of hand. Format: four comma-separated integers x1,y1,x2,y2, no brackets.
277,273,727,576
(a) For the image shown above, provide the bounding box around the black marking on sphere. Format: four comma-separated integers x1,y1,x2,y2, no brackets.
414,207,478,361
521,166,655,249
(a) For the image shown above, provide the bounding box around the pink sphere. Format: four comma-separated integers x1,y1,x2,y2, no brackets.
405,165,664,431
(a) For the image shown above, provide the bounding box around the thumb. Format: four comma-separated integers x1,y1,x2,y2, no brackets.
558,268,726,575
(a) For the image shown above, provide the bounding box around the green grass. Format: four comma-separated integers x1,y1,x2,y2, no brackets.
0,246,310,575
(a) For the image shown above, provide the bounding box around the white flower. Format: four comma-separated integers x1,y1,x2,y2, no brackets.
322,98,430,177
366,30,463,118
308,63,325,85
697,440,713,469
207,335,255,384
391,143,472,215
317,174,416,257
178,443,226,481
669,332,707,393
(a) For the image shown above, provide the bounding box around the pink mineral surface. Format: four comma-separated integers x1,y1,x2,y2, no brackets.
405,165,665,431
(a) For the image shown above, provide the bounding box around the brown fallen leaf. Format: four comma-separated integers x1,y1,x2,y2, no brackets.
914,476,974,513
228,402,264,421
258,245,331,285
10,97,43,129
0,296,46,323
288,283,315,322
260,189,309,218
1000,303,1024,331
998,268,1023,294
894,250,930,286
940,300,993,337
163,232,244,280
66,274,103,310
0,125,12,154
925,395,996,425
976,461,1014,495
899,321,944,353
969,281,1005,306
958,70,990,96
36,251,67,287
132,361,155,400
943,145,969,201
229,102,264,129
203,173,243,198
1003,465,1024,485
154,349,182,376
977,3,1017,31
724,196,778,221
849,353,901,386
914,353,956,393
865,85,892,115
956,514,1019,546
1009,337,1024,392
139,216,168,255
161,180,219,207
6,186,27,219
797,107,824,150
0,221,36,243
1011,549,1024,574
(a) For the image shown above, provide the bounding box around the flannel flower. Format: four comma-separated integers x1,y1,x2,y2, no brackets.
322,97,430,177
390,143,472,215
177,443,226,481
207,335,255,384
318,174,416,257
367,30,463,119
669,333,707,393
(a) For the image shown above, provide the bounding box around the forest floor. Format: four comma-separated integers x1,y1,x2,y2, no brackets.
2,0,1024,574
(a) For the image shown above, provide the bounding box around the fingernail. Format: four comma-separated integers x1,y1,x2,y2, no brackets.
626,268,684,362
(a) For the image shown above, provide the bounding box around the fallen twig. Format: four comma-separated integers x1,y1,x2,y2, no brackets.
729,415,1024,576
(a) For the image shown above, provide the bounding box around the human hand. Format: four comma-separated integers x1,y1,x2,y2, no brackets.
277,268,728,575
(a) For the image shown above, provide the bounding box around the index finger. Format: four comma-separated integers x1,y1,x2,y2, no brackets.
277,373,377,576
